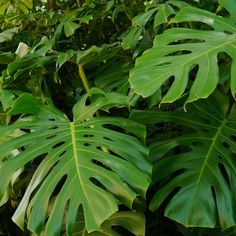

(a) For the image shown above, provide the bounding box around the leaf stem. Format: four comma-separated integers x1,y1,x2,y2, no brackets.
78,64,91,96
78,64,100,117
78,64,109,153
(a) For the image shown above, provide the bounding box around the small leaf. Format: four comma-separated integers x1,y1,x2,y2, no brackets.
56,50,76,70
106,0,114,11
0,28,19,43
154,4,175,28
132,8,157,27
122,26,142,50
63,21,80,37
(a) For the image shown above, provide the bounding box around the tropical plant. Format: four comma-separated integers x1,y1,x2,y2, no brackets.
0,0,236,235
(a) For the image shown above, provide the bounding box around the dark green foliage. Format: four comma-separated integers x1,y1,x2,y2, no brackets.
0,0,236,235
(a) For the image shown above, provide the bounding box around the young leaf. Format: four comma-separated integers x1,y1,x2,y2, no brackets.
63,21,80,37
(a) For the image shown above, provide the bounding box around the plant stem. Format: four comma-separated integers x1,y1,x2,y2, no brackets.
78,64,109,153
78,64,91,96
78,64,100,116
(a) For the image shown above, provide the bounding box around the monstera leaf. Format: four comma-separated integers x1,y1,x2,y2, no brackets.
130,0,236,106
0,91,151,235
130,91,236,230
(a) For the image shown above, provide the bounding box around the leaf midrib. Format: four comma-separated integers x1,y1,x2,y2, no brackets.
70,122,96,224
132,34,236,96
187,119,227,220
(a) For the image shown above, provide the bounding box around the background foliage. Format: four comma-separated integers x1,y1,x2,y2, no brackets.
0,0,236,235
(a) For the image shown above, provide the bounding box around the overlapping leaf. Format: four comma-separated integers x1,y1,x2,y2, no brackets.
130,92,236,230
74,211,145,236
130,0,236,106
0,0,32,14
0,91,151,235
122,0,189,50
95,63,131,94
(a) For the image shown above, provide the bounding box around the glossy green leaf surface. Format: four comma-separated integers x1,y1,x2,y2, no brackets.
130,2,236,105
95,63,131,94
0,93,151,234
130,92,236,230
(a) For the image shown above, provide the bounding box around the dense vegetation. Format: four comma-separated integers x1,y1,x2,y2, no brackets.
0,0,236,235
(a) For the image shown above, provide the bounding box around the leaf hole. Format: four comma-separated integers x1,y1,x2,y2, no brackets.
102,124,127,135
155,62,171,67
84,125,94,129
192,141,203,147
49,118,56,121
202,128,210,133
46,135,57,140
111,226,136,236
52,141,65,149
31,152,48,166
84,143,91,146
99,147,124,159
165,50,192,57
50,126,59,130
159,145,192,160
89,177,107,190
20,128,31,133
83,134,94,138
59,150,67,157
211,186,216,203
103,136,113,141
52,175,68,196
168,39,205,45
231,135,236,141
92,159,112,171
161,76,174,97
157,186,181,209
21,114,31,119
224,30,233,35
85,96,91,106
222,141,230,149
187,64,199,84
218,163,231,188
199,117,211,124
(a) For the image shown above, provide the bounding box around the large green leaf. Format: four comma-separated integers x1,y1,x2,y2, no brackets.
130,92,236,230
0,92,151,235
130,1,236,106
